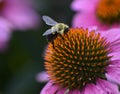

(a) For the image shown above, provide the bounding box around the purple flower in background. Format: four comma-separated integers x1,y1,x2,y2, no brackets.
2,0,40,30
41,28,120,94
0,18,12,52
0,0,40,51
71,0,120,30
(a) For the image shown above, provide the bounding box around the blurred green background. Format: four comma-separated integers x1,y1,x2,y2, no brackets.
0,0,74,94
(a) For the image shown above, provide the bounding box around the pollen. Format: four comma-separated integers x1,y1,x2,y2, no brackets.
44,28,111,90
96,0,120,24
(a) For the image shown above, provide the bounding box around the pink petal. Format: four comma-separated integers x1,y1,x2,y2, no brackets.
0,18,12,52
108,52,120,61
106,60,120,85
41,82,81,94
3,0,40,30
82,83,104,94
56,88,81,94
99,28,120,44
56,87,67,94
57,89,81,94
0,30,10,52
97,79,120,94
71,0,99,12
98,28,120,60
72,12,110,30
109,60,120,66
36,71,49,83
40,81,59,94
69,89,81,94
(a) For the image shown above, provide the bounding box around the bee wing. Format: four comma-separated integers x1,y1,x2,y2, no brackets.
42,16,58,26
42,28,53,36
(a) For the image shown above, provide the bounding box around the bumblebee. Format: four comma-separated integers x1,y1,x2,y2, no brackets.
42,16,69,45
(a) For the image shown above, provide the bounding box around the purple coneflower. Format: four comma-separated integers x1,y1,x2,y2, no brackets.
71,0,120,30
41,28,120,94
1,0,40,30
0,0,40,51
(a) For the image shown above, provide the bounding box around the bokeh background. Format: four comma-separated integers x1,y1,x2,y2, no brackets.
0,0,74,94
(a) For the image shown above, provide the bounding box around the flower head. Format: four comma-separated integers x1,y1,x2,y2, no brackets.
71,0,120,30
96,0,120,24
41,28,120,94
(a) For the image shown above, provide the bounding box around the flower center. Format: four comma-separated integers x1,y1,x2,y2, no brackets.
44,28,111,90
96,0,120,24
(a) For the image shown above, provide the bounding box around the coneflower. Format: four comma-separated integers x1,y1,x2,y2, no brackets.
71,0,120,30
41,28,120,94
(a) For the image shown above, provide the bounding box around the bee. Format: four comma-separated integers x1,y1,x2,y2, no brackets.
42,15,69,46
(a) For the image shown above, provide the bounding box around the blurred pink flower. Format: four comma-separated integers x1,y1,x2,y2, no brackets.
40,28,120,94
2,0,40,30
0,0,40,51
0,18,12,52
71,0,120,30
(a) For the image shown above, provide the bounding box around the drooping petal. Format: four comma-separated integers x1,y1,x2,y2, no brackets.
106,60,120,85
40,82,81,94
99,28,120,45
55,87,67,94
108,52,120,61
98,28,120,60
71,0,99,12
97,79,120,94
82,83,104,94
69,89,81,94
56,88,81,94
72,12,110,30
0,18,13,51
40,81,59,94
0,30,10,52
36,71,49,83
109,60,120,66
